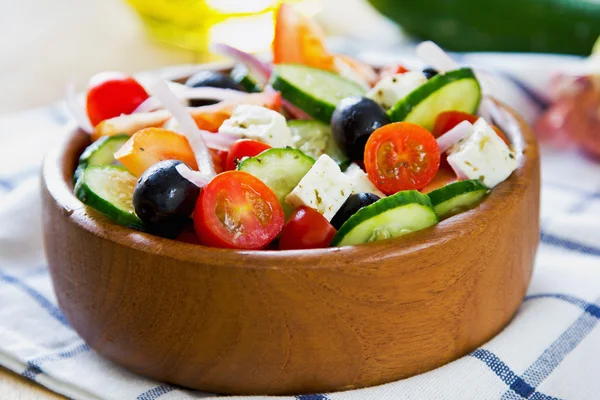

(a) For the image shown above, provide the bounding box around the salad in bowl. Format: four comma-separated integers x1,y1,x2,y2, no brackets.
70,4,519,251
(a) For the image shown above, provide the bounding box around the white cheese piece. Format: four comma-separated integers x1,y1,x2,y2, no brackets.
447,118,518,188
285,155,354,221
366,71,427,109
344,162,386,198
218,104,294,148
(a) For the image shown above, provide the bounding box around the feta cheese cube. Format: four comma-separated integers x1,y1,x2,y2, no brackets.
447,118,518,188
285,155,354,221
218,105,294,148
367,71,427,109
344,162,386,198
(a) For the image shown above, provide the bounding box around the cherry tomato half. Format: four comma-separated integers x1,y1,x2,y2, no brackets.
279,207,336,250
194,171,284,249
225,139,271,171
273,4,334,70
364,122,441,194
433,111,510,144
86,72,149,127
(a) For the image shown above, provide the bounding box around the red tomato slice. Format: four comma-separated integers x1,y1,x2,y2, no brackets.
194,171,284,249
364,122,441,194
279,207,336,250
273,4,334,71
86,72,149,127
225,140,271,171
433,111,510,144
210,149,228,174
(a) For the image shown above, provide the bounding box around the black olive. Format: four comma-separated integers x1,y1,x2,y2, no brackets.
133,160,200,238
331,192,381,230
185,70,246,107
422,67,439,79
331,96,390,160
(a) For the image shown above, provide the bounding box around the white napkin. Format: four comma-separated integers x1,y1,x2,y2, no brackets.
1,57,600,400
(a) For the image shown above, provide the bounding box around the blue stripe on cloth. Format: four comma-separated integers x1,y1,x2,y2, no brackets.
512,310,598,396
0,270,71,328
0,179,14,190
137,384,175,400
297,395,330,400
22,343,90,381
471,350,561,400
525,293,590,310
540,231,600,257
501,73,551,110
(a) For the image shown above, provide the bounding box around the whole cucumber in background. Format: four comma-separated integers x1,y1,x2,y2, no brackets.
368,0,600,55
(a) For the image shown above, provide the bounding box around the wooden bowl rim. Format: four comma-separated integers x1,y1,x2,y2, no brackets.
43,71,539,269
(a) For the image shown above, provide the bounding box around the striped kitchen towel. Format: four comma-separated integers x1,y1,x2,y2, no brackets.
1,56,600,399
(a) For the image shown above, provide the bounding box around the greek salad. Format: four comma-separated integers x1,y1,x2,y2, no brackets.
70,4,519,250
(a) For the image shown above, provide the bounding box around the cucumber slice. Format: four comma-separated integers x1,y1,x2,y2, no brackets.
230,64,263,93
288,120,349,169
388,68,481,131
331,190,438,247
75,165,143,230
270,64,366,123
74,134,129,183
237,147,315,216
427,179,489,218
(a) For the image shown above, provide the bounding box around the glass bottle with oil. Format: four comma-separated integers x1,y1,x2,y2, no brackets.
125,0,315,54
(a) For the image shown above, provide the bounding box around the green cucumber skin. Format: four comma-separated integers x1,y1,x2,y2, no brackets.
287,120,349,168
433,190,488,219
330,190,437,247
270,64,365,123
230,64,262,93
427,179,489,218
75,166,144,230
74,135,129,183
387,68,481,129
237,147,315,216
427,179,488,207
368,0,600,55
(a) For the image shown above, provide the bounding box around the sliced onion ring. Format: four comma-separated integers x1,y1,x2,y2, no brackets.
415,41,460,74
210,43,272,82
65,79,93,133
135,86,246,114
149,80,216,178
176,163,212,188
281,98,312,120
264,85,312,120
163,117,239,151
436,120,473,153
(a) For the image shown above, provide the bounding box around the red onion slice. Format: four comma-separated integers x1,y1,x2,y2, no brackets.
176,163,212,188
65,79,93,133
436,121,474,153
280,98,312,120
134,86,246,114
163,117,239,151
210,43,272,82
264,85,312,120
149,80,216,178
415,41,460,74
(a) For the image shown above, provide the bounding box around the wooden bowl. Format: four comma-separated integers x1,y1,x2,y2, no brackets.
42,79,540,395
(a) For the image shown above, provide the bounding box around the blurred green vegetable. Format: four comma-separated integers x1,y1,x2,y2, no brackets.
368,0,600,55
